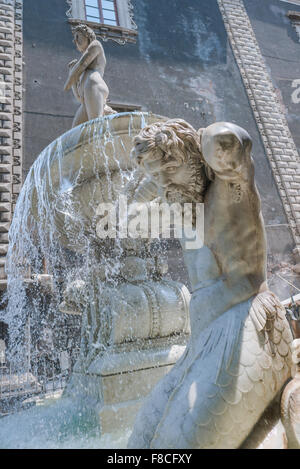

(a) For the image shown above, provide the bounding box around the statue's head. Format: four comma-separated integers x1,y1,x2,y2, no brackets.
73,24,96,52
131,119,211,203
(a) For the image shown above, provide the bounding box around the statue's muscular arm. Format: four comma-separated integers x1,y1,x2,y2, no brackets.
195,123,267,325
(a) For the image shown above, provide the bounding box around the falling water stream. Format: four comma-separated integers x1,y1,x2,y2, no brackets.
0,112,167,448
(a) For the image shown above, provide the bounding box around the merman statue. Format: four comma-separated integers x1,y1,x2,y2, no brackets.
127,118,293,449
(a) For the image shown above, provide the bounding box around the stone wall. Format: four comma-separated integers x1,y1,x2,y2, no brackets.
218,0,300,296
243,0,300,258
0,0,23,287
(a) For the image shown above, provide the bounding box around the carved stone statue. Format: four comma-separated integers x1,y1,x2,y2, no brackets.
127,119,293,448
64,24,115,128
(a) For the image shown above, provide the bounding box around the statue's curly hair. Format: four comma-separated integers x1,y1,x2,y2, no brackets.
73,24,96,43
131,119,203,167
131,119,214,203
131,118,214,180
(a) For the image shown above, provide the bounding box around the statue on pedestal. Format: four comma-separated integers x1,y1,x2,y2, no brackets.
64,24,115,128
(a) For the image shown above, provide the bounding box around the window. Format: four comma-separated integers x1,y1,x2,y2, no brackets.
287,11,300,41
67,0,137,44
84,0,119,26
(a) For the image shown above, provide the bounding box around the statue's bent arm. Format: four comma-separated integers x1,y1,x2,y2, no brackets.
198,122,267,318
64,41,105,91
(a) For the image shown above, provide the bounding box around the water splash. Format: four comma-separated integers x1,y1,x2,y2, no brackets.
0,112,168,448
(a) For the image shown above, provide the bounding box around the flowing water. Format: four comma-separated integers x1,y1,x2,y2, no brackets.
0,112,165,448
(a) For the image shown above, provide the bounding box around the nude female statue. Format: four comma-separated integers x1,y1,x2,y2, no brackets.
127,119,293,448
64,24,111,128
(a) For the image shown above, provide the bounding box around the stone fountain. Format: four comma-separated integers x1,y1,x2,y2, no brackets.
0,111,191,448
41,111,191,434
1,24,299,450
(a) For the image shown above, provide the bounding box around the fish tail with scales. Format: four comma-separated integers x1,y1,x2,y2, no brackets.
128,291,293,449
